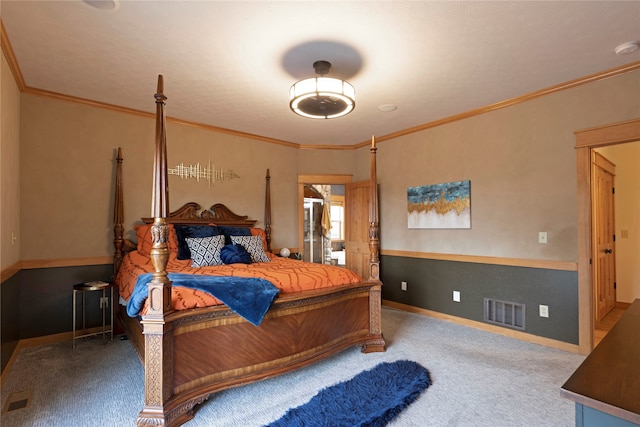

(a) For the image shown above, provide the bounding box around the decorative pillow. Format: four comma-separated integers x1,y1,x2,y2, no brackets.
174,225,220,260
216,225,251,244
230,235,271,263
185,235,225,267
250,227,269,252
135,224,178,256
220,243,252,264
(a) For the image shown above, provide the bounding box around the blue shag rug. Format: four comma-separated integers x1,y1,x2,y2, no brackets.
268,360,431,427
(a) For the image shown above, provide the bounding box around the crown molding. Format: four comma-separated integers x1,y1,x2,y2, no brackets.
0,20,26,90
3,19,639,152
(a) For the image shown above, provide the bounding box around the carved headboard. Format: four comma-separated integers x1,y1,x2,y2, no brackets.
113,146,272,276
142,202,258,227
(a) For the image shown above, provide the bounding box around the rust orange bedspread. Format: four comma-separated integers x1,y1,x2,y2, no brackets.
115,250,363,314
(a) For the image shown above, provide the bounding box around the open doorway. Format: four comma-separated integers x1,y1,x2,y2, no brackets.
298,175,352,265
591,143,639,346
302,184,346,265
575,118,640,354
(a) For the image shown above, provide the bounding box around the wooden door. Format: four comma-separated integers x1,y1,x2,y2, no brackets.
592,152,616,322
345,180,370,279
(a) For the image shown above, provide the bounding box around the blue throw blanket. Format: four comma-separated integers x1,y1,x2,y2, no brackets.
127,273,279,326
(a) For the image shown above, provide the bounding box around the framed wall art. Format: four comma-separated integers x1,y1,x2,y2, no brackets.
407,180,471,229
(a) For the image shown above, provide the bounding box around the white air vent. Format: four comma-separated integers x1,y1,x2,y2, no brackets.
484,298,525,331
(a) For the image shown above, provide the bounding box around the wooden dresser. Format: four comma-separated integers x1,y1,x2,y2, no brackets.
561,299,640,427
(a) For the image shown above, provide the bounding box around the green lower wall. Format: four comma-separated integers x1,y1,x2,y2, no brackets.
380,255,579,344
1,273,20,373
1,264,113,373
3,257,579,372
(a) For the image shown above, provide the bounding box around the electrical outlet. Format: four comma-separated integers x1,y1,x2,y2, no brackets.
453,290,461,302
538,232,548,244
539,304,549,318
401,281,407,291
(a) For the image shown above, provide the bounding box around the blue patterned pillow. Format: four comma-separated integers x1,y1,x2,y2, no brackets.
220,244,252,264
230,235,271,263
174,225,220,260
185,235,225,267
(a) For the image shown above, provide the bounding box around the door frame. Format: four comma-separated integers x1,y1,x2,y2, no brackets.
297,174,352,260
575,117,640,354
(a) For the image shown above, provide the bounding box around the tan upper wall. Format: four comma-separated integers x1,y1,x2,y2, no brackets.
18,92,358,261
357,69,640,263
1,51,21,271
10,63,640,266
297,148,356,177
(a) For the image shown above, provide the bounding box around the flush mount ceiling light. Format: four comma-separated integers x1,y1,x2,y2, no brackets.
83,0,119,10
289,60,355,119
615,41,640,55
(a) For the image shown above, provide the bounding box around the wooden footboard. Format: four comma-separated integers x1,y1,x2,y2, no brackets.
114,76,384,427
120,282,384,426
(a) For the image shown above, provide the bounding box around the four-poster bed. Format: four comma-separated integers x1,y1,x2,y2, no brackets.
113,75,385,426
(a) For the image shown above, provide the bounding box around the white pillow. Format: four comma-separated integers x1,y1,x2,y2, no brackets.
230,235,271,263
185,235,226,267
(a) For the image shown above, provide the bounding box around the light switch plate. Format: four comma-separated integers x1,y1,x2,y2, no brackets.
539,304,549,318
538,232,548,244
453,291,461,302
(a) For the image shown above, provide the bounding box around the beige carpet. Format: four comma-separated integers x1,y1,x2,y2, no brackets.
1,307,585,426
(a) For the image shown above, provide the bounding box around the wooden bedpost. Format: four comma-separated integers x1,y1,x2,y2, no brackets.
368,136,380,282
265,169,272,252
147,75,172,309
363,135,385,353
137,75,176,427
113,147,124,278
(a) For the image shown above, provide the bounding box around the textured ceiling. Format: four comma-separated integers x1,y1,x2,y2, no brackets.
2,1,640,147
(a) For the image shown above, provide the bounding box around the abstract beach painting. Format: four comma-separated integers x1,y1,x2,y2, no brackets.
407,180,471,229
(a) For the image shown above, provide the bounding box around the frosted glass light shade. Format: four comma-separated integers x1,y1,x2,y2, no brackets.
279,248,291,258
290,77,355,119
289,61,355,119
